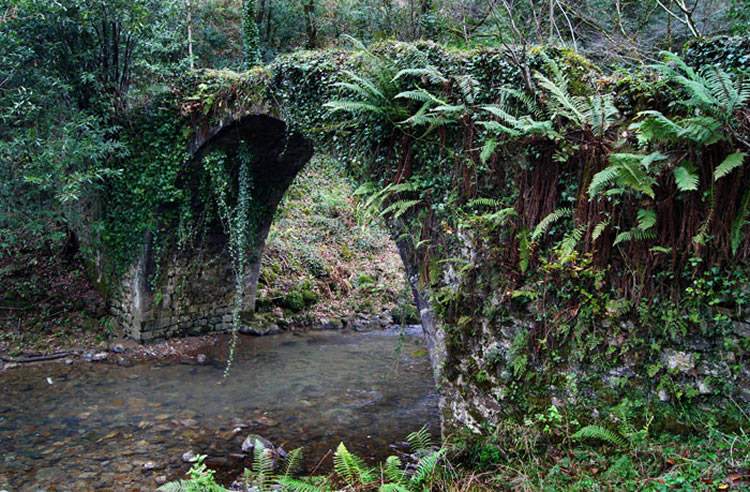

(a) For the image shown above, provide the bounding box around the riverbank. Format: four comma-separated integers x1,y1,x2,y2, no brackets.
165,414,750,491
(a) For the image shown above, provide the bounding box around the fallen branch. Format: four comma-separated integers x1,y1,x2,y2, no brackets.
1,351,76,363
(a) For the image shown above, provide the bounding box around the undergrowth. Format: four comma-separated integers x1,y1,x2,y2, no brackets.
159,413,750,491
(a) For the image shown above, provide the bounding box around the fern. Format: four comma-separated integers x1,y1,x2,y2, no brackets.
589,152,664,199
466,197,502,208
556,224,585,258
157,482,189,492
251,442,276,492
480,138,498,164
395,88,444,104
383,455,407,485
591,219,610,242
531,208,572,242
613,209,657,246
410,448,446,487
637,53,749,150
406,425,434,452
614,227,656,246
636,208,657,230
381,199,421,219
333,442,375,486
393,66,448,84
588,166,621,198
278,476,329,492
282,448,304,478
572,425,628,448
713,152,746,181
673,164,699,191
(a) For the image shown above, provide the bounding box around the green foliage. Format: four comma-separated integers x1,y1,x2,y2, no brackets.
406,425,434,452
572,425,628,448
673,164,699,191
324,37,407,127
532,208,572,242
158,455,229,492
714,151,746,181
333,442,376,486
588,152,665,199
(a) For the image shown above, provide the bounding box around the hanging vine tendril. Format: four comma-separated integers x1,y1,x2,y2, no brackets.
202,142,255,378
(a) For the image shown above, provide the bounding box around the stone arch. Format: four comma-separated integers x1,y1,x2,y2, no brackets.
113,112,313,341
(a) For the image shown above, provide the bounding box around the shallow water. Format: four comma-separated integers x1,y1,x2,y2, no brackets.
0,326,439,491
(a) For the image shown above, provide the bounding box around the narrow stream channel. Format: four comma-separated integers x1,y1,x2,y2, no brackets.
0,326,439,491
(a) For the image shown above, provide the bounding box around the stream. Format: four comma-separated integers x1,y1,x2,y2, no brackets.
0,326,439,491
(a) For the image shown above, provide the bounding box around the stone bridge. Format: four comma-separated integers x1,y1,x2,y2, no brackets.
104,43,750,433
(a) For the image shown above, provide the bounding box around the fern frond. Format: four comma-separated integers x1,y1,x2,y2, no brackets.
406,425,434,452
481,104,520,124
410,448,446,486
340,70,385,101
332,81,381,102
252,443,275,492
395,89,443,104
588,166,620,198
556,224,585,258
531,208,572,242
278,476,330,492
480,138,497,164
534,71,585,125
498,87,542,117
282,448,304,478
432,104,466,113
381,199,421,219
673,164,699,191
714,152,746,181
324,100,384,115
613,227,656,246
488,208,517,225
572,425,628,448
637,208,656,230
392,66,448,84
382,455,406,485
157,482,189,492
333,442,375,486
592,219,610,242
477,120,522,138
467,197,502,208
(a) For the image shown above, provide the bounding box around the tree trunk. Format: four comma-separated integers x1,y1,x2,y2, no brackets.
303,0,317,49
186,0,194,69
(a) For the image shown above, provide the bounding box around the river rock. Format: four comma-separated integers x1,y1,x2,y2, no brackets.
239,324,281,336
196,353,208,365
111,344,126,354
318,318,343,330
241,434,274,454
91,352,109,362
182,450,197,463
155,475,167,486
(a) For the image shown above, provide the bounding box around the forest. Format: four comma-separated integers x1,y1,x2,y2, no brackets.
1,0,750,490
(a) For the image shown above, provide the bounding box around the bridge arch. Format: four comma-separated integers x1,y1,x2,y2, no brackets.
113,112,313,341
